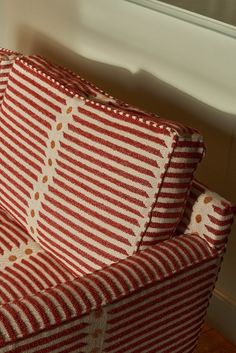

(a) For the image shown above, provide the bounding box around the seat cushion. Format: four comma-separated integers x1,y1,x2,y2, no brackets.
0,208,76,305
0,55,205,275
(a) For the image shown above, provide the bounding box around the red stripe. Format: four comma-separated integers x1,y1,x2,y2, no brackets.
37,294,61,324
37,221,115,268
0,279,16,303
0,183,28,214
39,205,128,258
85,100,173,134
165,171,192,178
205,225,231,236
4,90,51,131
37,252,74,282
108,267,215,317
0,270,29,299
0,127,42,174
67,125,155,177
9,74,61,113
29,256,64,287
26,295,50,326
72,114,165,157
107,267,131,294
43,193,131,246
55,166,142,216
0,311,16,341
46,186,135,236
63,134,153,186
213,204,235,216
16,59,71,99
158,191,186,200
57,153,147,202
3,317,84,353
2,97,48,141
107,295,209,342
161,181,190,189
4,305,28,337
204,234,226,247
22,259,53,288
169,161,198,169
97,270,122,298
38,236,92,275
53,176,139,226
78,105,167,145
6,264,39,293
78,278,103,307
0,151,36,187
117,261,145,290
67,122,160,167
0,178,28,207
11,65,65,105
7,82,56,121
0,225,25,249
208,214,233,227
0,110,45,162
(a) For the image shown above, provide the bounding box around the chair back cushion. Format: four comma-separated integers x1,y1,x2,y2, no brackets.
0,55,205,275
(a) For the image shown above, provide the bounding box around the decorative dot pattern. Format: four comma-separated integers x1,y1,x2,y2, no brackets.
195,214,202,223
204,196,213,204
24,97,78,243
42,176,48,183
25,248,33,255
8,255,17,262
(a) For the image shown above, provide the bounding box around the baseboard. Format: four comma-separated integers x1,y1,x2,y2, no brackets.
207,288,236,345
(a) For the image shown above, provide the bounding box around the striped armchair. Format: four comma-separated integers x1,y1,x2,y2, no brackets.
0,48,235,353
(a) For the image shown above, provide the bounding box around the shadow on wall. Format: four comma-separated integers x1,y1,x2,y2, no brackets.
17,27,236,191
16,26,236,293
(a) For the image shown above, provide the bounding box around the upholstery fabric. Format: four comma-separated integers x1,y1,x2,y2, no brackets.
0,48,20,105
0,205,221,352
0,48,235,353
177,179,236,250
1,256,220,353
0,55,205,275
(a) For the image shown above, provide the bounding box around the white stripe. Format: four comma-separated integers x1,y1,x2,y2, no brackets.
2,97,48,142
9,72,60,117
6,82,53,127
87,104,174,140
42,190,133,249
40,229,108,272
77,108,170,151
107,292,209,343
109,269,215,321
56,164,143,217
57,153,146,201
54,174,138,228
12,64,65,106
62,137,156,189
70,111,166,162
0,136,38,182
110,311,205,353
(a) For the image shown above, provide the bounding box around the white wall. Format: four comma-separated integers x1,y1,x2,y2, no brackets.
1,0,236,343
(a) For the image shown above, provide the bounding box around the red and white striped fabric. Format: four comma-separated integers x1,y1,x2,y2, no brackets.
0,223,221,352
0,48,21,105
1,256,220,353
177,179,236,250
0,55,205,275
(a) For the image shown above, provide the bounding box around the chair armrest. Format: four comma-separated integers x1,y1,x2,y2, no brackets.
0,233,220,346
177,179,236,250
